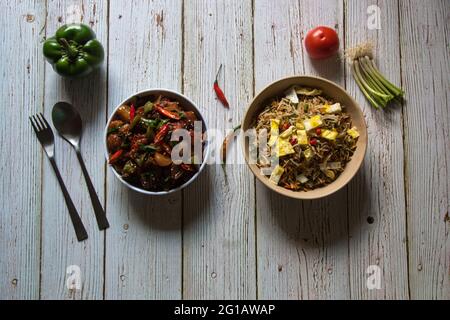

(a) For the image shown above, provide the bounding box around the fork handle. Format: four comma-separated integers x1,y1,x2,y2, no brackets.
76,150,109,230
49,158,88,241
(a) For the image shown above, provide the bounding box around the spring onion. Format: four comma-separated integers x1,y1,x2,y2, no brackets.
346,42,404,109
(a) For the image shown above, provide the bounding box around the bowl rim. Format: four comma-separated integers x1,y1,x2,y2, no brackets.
241,75,367,200
104,88,210,196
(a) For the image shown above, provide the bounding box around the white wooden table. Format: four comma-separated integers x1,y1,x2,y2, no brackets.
1,0,448,300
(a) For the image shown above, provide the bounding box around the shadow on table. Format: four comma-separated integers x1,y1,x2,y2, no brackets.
368,97,404,125
308,53,343,84
126,188,182,231
261,164,370,248
123,164,212,231
60,69,106,132
181,164,214,226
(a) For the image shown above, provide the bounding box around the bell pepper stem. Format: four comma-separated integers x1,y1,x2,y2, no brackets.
59,38,79,59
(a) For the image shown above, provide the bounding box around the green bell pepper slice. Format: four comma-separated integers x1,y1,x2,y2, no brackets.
43,24,104,78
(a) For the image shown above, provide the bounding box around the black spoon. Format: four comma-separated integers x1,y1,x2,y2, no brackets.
52,102,109,230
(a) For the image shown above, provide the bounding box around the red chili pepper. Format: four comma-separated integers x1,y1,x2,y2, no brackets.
213,64,230,108
129,104,135,122
289,137,297,145
315,128,321,135
155,105,180,120
310,138,317,146
109,149,123,164
154,123,170,144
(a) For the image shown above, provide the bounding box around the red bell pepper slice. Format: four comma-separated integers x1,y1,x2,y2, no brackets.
154,123,170,144
109,149,123,164
155,105,180,120
129,104,136,122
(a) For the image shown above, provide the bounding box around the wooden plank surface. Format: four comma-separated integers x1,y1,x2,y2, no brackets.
40,0,108,299
254,0,350,300
0,0,46,300
182,0,256,299
345,0,409,299
0,0,449,300
104,0,183,300
400,0,449,299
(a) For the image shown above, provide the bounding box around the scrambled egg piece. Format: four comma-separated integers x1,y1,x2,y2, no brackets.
268,119,280,146
269,165,285,185
303,115,322,131
275,137,295,157
285,86,299,104
297,129,309,145
303,148,314,160
295,122,305,130
296,174,309,183
347,126,360,138
295,87,322,96
321,129,338,140
322,103,342,114
324,169,335,179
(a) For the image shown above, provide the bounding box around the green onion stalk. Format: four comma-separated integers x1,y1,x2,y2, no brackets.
346,42,404,109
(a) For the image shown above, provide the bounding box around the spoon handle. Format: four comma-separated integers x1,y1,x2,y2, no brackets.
76,150,110,230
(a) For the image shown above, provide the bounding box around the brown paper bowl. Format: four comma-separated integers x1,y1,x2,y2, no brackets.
241,76,367,200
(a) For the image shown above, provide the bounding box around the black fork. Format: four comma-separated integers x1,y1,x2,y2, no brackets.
29,113,88,242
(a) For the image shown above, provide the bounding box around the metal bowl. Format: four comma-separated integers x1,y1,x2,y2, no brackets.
105,88,209,195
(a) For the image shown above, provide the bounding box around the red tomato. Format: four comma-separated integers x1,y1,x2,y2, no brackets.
304,26,339,59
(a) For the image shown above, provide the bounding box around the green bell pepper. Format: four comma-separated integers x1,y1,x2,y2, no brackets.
43,24,104,78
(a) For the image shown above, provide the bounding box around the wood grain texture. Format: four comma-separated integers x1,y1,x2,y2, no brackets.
1,0,449,301
104,0,183,300
182,0,256,299
399,0,449,299
40,0,107,300
345,0,409,299
254,0,350,300
0,0,46,300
